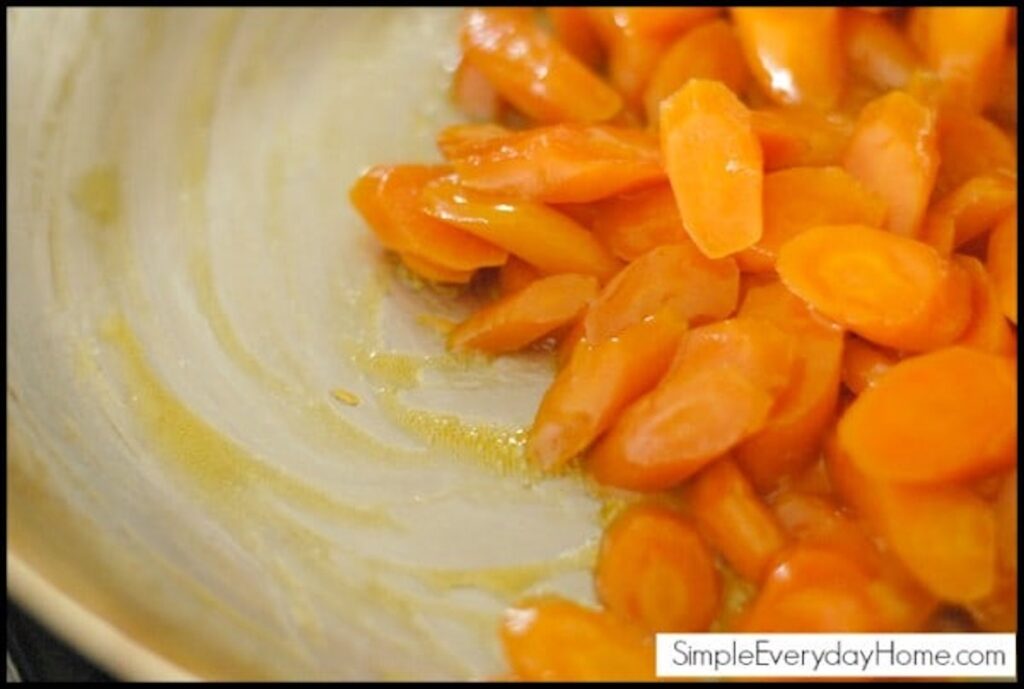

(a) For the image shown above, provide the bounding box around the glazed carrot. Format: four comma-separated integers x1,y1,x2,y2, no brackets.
451,58,503,122
449,274,598,354
734,281,844,490
441,124,665,203
399,253,475,285
839,346,1017,486
841,336,898,395
527,310,686,470
842,91,939,238
938,174,1017,249
643,20,750,126
590,185,688,261
777,224,972,352
687,458,787,583
934,112,1017,200
436,123,510,161
584,243,739,342
546,8,604,69
596,8,722,40
987,45,1017,129
596,504,719,633
501,597,655,681
736,166,886,273
968,576,1018,633
987,212,1017,324
498,256,543,297
751,107,854,171
604,32,674,116
460,8,622,124
731,8,845,110
350,165,507,271
842,8,921,91
555,316,585,369
954,255,1017,357
420,176,621,281
660,80,763,259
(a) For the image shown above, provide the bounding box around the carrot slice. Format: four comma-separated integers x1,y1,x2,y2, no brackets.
420,176,621,281
751,107,854,171
643,20,750,127
584,244,739,342
349,165,507,271
590,185,688,261
934,111,1017,200
441,124,665,203
842,8,921,91
777,224,972,352
938,174,1018,249
527,311,686,471
498,256,542,297
596,8,722,40
399,254,475,284
501,597,655,682
841,336,898,395
546,7,604,69
596,504,719,633
987,212,1017,324
460,8,622,124
838,346,1017,485
660,80,763,259
555,317,585,370
436,123,510,161
736,166,887,273
687,458,787,583
987,45,1017,129
451,58,503,122
731,8,845,110
842,91,939,238
954,255,1017,357
449,274,598,354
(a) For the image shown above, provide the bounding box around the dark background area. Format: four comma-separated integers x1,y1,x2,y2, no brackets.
7,599,114,682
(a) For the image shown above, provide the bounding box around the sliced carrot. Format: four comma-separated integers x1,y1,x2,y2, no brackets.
751,107,854,171
954,255,1017,357
590,185,688,261
420,176,621,281
777,224,972,352
841,336,899,395
643,20,750,127
936,174,1018,251
451,58,503,122
460,8,622,124
546,7,604,69
731,8,845,110
839,346,1017,485
527,310,686,471
687,458,787,583
442,124,665,203
934,111,1017,200
584,243,739,342
605,31,675,116
987,45,1017,129
736,166,887,273
554,317,585,370
400,253,475,284
349,165,507,271
987,212,1017,324
596,8,722,40
436,123,509,161
501,597,655,682
842,90,939,238
660,80,763,259
842,8,921,91
596,503,719,633
448,274,598,354
498,256,543,297
968,575,1018,633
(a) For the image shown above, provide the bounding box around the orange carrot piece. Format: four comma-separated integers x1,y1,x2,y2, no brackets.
590,185,688,261
660,80,764,259
449,274,598,354
995,470,1018,577
451,58,503,122
584,243,739,342
643,20,750,126
842,8,921,91
777,224,972,352
349,165,508,271
527,311,686,470
596,504,719,633
400,253,475,284
751,107,854,171
687,458,787,583
436,123,510,161
555,316,585,370
987,45,1017,129
598,8,722,40
736,166,887,273
842,91,939,238
841,336,898,395
954,255,1017,357
498,256,543,297
731,8,845,110
934,111,1017,200
420,176,621,281
460,8,622,124
938,174,1017,250
987,212,1018,324
442,124,665,204
501,597,655,682
546,7,604,69
838,346,1017,486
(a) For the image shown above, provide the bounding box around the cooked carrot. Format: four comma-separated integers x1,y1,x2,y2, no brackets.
839,346,1017,486
841,336,898,395
643,20,750,126
751,107,854,171
546,8,604,69
934,111,1017,200
501,597,655,682
595,8,722,40
498,256,543,297
605,31,674,117
460,8,622,124
842,8,921,91
987,45,1017,129
687,458,787,583
441,124,665,203
350,165,508,271
399,253,475,285
842,91,939,238
736,166,886,273
731,8,845,110
777,224,972,352
987,212,1017,324
590,185,688,261
995,470,1018,577
584,243,739,342
596,503,719,633
451,58,503,122
968,575,1018,633
420,176,621,281
936,174,1018,251
954,255,1017,357
555,316,585,370
449,274,598,354
527,310,686,470
660,80,764,259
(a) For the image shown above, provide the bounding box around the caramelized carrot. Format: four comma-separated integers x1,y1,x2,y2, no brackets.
590,185,688,261
937,174,1017,249
597,8,722,40
399,253,475,284
660,80,764,259
451,58,503,122
934,111,1017,200
596,504,719,633
555,317,585,370
546,7,604,69
436,123,510,161
954,255,1017,357
841,336,898,395
777,224,972,352
751,107,854,171
498,256,542,297
842,8,921,91
986,212,1017,324
460,8,622,124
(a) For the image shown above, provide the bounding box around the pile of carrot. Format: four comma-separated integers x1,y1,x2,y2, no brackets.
350,7,1017,680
